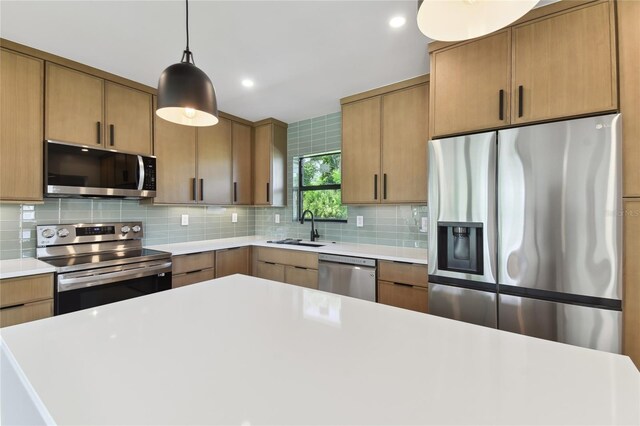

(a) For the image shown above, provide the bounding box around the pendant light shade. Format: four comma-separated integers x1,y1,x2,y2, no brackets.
417,0,538,42
156,0,218,127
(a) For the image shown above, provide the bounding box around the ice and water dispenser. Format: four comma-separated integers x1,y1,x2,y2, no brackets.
437,222,484,275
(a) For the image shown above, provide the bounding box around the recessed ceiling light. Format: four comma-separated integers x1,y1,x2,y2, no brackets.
241,79,254,88
389,16,406,28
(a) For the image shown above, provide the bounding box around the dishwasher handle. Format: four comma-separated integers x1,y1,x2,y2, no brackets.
318,254,376,268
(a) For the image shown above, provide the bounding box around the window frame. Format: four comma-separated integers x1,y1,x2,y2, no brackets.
297,151,347,223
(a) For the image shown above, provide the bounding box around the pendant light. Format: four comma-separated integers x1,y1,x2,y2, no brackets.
156,0,218,127
417,0,538,42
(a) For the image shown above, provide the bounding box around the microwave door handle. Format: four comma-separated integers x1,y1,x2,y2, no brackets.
137,155,145,191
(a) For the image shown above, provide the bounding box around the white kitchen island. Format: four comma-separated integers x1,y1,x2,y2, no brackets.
1,275,638,425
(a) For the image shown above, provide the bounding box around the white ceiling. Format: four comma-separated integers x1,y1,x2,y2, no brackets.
0,1,432,123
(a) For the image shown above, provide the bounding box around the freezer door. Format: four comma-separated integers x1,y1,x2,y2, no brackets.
428,132,497,284
499,294,622,353
428,283,497,328
498,114,622,300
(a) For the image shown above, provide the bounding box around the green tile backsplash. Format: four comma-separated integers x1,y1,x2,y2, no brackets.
0,200,254,260
0,111,427,261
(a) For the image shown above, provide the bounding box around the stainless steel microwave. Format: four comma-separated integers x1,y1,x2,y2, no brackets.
45,141,156,199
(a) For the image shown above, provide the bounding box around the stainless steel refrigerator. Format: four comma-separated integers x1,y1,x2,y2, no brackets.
427,114,623,353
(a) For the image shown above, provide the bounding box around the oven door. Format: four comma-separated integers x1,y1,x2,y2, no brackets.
55,260,172,315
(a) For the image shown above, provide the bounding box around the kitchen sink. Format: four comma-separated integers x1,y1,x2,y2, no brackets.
267,239,325,248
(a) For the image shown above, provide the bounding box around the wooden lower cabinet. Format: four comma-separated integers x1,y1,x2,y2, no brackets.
377,261,429,313
215,247,250,278
253,247,319,289
172,252,215,288
0,274,54,328
624,199,640,368
284,266,318,290
378,281,428,313
256,261,285,282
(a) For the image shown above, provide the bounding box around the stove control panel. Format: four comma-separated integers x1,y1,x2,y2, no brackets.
37,222,144,247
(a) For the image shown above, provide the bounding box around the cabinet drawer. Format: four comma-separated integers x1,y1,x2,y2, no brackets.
378,261,428,287
0,299,53,328
256,247,318,270
172,268,215,288
0,274,53,308
284,266,318,290
255,261,285,283
378,280,428,313
172,252,215,274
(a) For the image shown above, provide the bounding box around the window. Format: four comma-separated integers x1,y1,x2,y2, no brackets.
296,152,347,222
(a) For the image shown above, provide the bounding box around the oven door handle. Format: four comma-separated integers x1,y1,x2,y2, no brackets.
57,261,172,292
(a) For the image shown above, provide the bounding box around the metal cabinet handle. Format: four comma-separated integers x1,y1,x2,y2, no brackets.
234,182,238,203
518,85,524,118
96,122,102,145
266,182,270,203
192,178,197,201
499,89,504,121
383,173,387,200
200,179,204,201
109,124,115,146
374,174,378,200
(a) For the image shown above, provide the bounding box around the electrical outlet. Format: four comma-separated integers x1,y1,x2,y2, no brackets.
22,230,31,239
421,217,429,232
356,216,364,227
22,211,35,220
275,214,280,224
22,205,34,211
181,214,189,226
232,213,238,223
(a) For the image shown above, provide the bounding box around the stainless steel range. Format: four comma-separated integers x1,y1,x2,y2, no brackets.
36,222,172,315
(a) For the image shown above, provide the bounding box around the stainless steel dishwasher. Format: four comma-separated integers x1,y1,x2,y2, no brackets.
318,254,376,302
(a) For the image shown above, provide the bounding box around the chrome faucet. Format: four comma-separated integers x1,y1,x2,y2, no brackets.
300,210,320,242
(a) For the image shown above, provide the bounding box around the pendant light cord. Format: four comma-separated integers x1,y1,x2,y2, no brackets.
181,0,195,65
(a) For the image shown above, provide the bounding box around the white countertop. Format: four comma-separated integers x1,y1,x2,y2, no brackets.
0,258,56,280
1,274,638,425
148,235,428,264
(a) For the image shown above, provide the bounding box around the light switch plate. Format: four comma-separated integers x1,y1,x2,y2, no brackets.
22,205,34,211
232,213,238,223
22,230,31,240
275,214,280,224
181,214,189,226
421,217,428,232
356,216,364,227
22,211,35,221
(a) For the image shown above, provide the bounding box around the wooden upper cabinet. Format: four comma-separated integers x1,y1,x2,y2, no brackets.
430,30,510,137
232,122,252,205
45,63,104,146
104,82,152,155
0,48,44,201
512,1,617,124
154,114,197,204
616,0,640,197
381,84,429,203
197,118,232,205
341,97,381,204
253,121,287,206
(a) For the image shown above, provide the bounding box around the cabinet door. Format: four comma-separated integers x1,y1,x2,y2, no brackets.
253,124,272,205
378,280,428,313
0,49,43,201
284,266,318,290
617,0,640,197
104,82,152,155
430,30,510,137
381,84,429,203
232,122,252,204
624,199,640,369
215,247,250,278
341,97,381,204
45,63,104,146
197,118,232,205
512,1,617,124
256,261,285,283
154,114,197,204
